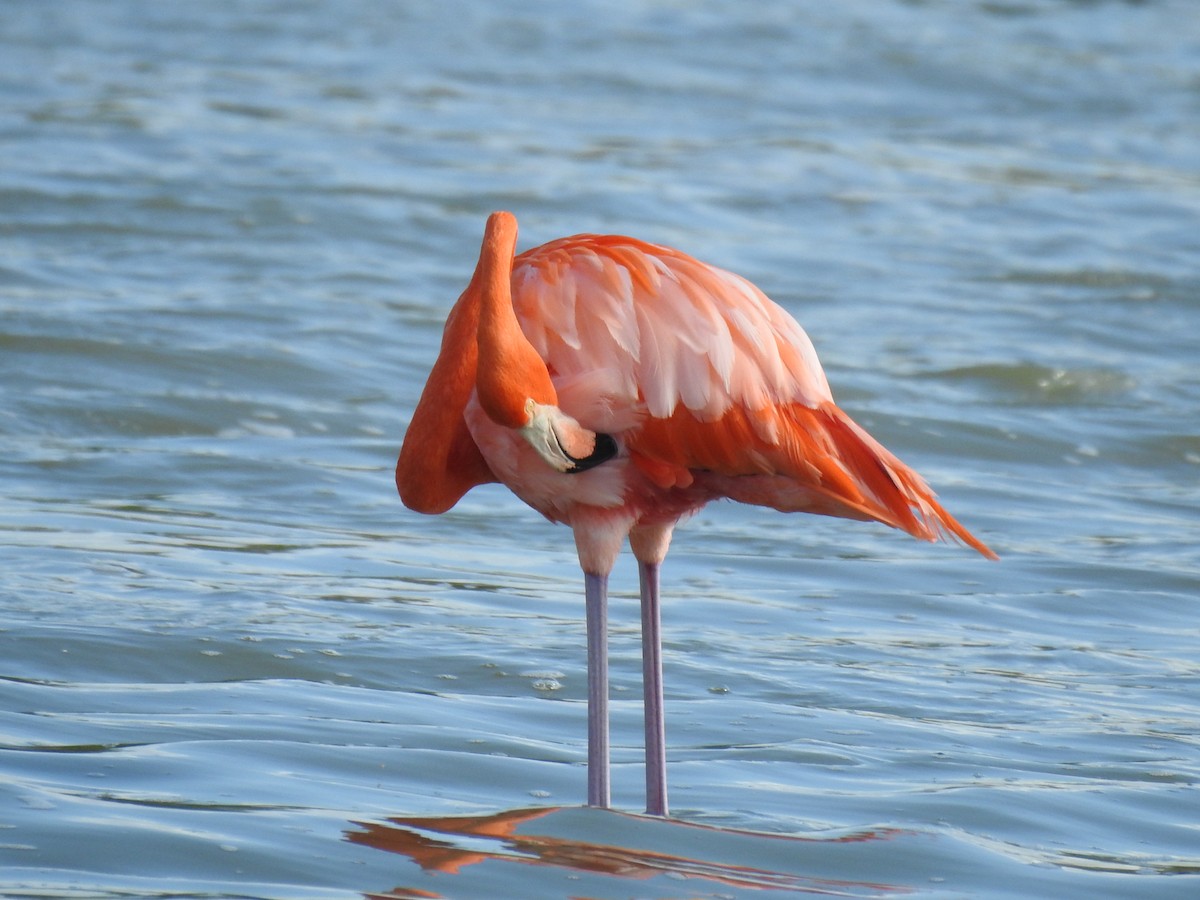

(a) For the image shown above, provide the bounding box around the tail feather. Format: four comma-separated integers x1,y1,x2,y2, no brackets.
796,403,998,559
627,401,997,559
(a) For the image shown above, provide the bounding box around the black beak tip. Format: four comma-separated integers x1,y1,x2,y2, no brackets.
565,432,618,474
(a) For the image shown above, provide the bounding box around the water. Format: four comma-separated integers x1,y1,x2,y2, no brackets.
2,1,1198,896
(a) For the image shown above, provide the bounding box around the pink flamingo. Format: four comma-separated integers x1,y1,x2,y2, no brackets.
396,211,996,817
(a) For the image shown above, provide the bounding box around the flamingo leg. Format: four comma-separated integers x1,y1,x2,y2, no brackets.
639,559,668,816
584,570,610,808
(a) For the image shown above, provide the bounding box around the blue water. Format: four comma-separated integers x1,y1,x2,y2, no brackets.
2,1,1199,897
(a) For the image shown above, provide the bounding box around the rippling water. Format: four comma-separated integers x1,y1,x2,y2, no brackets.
2,1,1199,897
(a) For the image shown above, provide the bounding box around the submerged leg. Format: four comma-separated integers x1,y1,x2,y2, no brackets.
639,559,668,817
584,570,610,808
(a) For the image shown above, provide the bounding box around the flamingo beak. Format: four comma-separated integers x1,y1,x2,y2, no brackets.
519,401,617,474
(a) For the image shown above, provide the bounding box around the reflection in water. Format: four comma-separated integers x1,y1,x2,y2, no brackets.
349,806,910,897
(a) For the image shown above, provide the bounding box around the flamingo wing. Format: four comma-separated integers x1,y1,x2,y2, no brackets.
513,234,831,421
510,234,996,559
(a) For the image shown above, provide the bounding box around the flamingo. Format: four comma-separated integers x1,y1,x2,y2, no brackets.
396,211,996,818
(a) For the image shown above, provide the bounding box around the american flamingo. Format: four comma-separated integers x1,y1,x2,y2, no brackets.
396,211,996,817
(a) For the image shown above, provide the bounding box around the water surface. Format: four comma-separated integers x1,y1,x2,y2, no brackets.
2,1,1199,897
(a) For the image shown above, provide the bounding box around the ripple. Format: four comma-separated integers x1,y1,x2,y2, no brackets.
928,362,1136,405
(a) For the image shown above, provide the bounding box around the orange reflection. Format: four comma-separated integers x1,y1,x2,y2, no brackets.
349,806,910,897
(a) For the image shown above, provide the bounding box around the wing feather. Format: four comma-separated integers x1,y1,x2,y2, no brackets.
505,230,994,557
512,234,831,423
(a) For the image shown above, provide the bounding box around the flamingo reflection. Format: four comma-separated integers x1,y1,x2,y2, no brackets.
349,806,910,897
